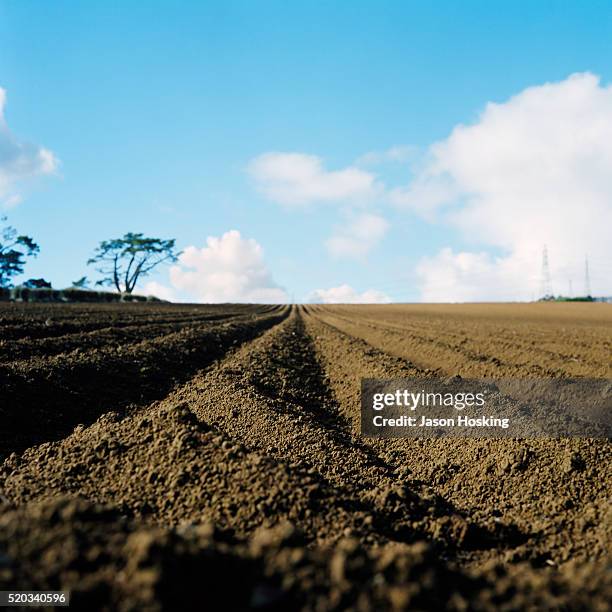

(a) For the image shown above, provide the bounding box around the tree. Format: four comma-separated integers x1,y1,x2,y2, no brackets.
23,278,52,289
0,216,40,288
87,232,179,294
71,276,90,289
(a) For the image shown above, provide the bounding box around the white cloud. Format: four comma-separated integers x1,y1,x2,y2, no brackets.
326,213,389,259
308,283,391,304
356,145,417,166
399,73,612,300
248,152,378,205
142,281,177,302
157,230,288,303
0,88,58,207
415,248,538,302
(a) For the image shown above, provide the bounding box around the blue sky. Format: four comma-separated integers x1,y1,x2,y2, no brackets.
1,1,612,302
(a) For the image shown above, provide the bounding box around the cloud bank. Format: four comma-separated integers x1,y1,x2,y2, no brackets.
146,230,288,303
0,88,58,207
415,248,532,302
308,284,391,304
395,72,612,300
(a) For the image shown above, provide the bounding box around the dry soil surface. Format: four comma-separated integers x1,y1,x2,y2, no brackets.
0,302,610,610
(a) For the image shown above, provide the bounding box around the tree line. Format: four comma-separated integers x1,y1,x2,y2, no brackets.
0,216,179,294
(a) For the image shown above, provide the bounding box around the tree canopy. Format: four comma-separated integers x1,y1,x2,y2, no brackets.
87,233,179,294
23,278,52,289
71,276,90,289
0,216,40,288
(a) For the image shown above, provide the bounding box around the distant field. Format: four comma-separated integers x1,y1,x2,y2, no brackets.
0,302,610,609
307,302,612,378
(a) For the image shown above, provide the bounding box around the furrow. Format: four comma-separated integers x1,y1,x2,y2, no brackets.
303,307,612,568
312,304,612,378
3,308,491,553
0,303,272,341
0,307,289,454
0,308,281,362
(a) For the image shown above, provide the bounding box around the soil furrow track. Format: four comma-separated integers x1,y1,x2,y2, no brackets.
0,303,276,341
314,309,561,377
303,306,612,568
0,306,284,362
2,307,497,553
0,314,260,362
0,306,289,455
0,303,610,609
1,309,393,542
165,308,505,551
310,304,612,378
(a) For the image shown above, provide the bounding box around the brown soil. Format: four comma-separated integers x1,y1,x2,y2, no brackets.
0,302,610,610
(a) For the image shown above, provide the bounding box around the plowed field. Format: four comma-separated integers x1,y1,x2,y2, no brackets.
0,302,610,610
